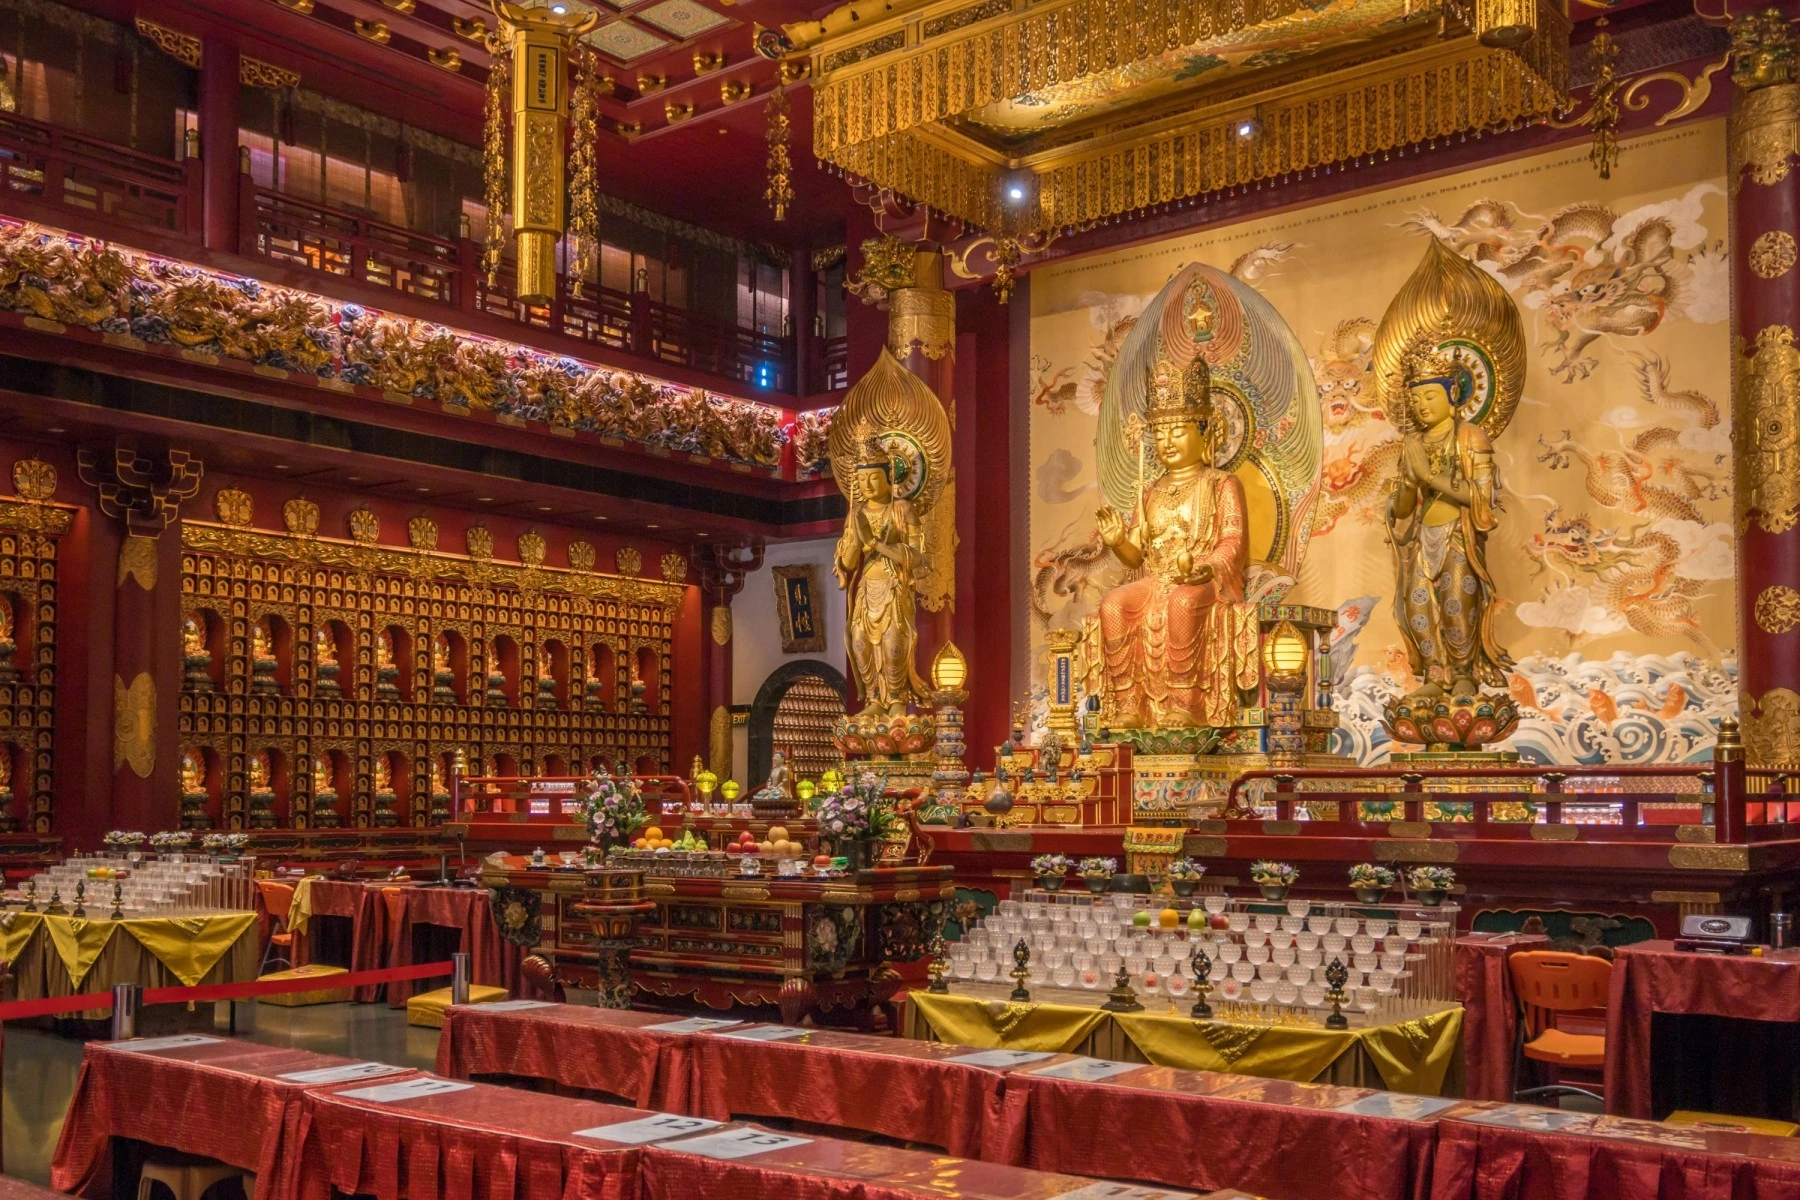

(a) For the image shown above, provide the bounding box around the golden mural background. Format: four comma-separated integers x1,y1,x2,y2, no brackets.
1029,121,1736,766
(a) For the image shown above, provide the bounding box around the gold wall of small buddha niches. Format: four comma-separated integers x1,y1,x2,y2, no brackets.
177,502,681,829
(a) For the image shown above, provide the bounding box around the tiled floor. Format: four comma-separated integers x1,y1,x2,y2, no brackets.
1,1001,437,1187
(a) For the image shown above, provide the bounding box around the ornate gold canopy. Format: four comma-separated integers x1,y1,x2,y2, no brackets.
766,0,1570,233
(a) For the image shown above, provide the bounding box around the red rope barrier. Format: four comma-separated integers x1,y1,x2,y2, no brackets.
0,959,457,1020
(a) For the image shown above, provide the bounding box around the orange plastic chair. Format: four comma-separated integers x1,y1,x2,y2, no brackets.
1509,949,1612,1105
256,881,297,976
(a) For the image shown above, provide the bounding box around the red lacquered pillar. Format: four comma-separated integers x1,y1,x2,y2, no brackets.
199,34,241,253
1730,14,1800,786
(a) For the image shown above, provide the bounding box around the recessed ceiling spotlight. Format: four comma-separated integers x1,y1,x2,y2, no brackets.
45,426,64,434
477,496,493,502
646,523,660,529
274,464,289,471
1236,117,1262,139
551,3,568,12
416,486,429,493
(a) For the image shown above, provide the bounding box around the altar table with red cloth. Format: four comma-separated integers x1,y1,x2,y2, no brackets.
294,1074,644,1200
384,885,517,1007
435,1003,699,1110
1000,1061,1452,1200
1427,1109,1800,1200
1454,933,1547,1102
685,1025,1024,1159
50,1037,408,1200
290,879,395,1002
1604,941,1800,1118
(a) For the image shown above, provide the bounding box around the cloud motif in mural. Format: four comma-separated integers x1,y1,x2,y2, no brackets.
1036,448,1094,505
1516,584,1630,637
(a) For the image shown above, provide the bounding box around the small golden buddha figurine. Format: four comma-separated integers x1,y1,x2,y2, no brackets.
1093,355,1258,729
182,615,206,656
835,427,929,718
180,748,205,794
252,619,276,662
373,756,393,794
433,634,451,674
376,630,396,670
1385,349,1511,699
247,751,271,792
312,754,335,795
314,627,338,669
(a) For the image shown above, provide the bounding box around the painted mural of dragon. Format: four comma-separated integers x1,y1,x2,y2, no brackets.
1406,197,1719,383
1527,511,1714,651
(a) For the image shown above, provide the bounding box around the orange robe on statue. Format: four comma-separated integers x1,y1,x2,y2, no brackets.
1099,467,1259,729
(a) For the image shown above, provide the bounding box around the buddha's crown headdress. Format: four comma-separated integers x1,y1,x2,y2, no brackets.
1145,355,1213,429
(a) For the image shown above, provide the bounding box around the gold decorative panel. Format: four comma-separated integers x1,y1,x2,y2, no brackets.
178,515,683,830
0,494,68,832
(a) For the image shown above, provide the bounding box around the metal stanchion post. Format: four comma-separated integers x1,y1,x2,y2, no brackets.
451,952,470,1005
110,983,140,1040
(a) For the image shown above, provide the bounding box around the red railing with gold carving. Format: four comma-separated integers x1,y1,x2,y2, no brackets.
0,111,199,237
245,185,461,306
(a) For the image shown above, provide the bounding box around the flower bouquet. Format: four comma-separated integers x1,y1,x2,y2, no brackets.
815,771,896,871
1250,860,1299,901
149,831,192,854
102,831,145,856
1077,856,1117,894
576,768,648,850
1408,865,1456,905
201,832,250,854
1165,856,1207,897
1030,853,1070,891
1347,863,1396,903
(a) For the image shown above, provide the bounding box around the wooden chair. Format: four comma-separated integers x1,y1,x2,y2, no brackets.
254,881,297,977
1509,949,1612,1105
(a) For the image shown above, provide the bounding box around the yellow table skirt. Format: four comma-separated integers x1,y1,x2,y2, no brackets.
0,911,261,1013
905,991,1464,1096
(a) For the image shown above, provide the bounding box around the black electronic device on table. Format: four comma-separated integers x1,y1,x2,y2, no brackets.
1673,913,1764,955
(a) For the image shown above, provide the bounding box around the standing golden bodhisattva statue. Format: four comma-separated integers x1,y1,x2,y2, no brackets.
1385,349,1511,698
1094,356,1258,729
836,431,929,718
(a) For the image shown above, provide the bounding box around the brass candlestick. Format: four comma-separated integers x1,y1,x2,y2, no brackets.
1324,956,1350,1030
1189,946,1214,1020
1101,963,1143,1013
46,886,64,914
1009,938,1032,1002
927,931,950,994
110,880,124,921
72,880,86,919
22,880,35,912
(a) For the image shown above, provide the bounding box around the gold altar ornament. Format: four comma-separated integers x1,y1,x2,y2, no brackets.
1093,353,1257,731
930,641,966,693
1737,325,1800,536
1756,585,1800,635
1751,231,1798,279
494,1,600,304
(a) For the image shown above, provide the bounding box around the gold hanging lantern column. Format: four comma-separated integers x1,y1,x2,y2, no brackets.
495,1,598,305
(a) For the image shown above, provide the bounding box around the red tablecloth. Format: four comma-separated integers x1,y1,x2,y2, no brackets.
386,886,517,1007
295,1075,643,1200
1429,1111,1800,1200
50,1038,401,1200
0,1179,69,1200
686,1026,1023,1159
436,1004,698,1111
1454,934,1547,1102
636,1131,1121,1200
1605,942,1800,1118
1002,1063,1448,1200
292,880,394,1001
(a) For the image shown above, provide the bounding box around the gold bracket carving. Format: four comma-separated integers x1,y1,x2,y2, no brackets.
77,446,203,538
240,57,301,90
134,18,200,68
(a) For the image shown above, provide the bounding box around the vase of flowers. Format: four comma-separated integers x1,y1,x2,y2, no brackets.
1078,857,1117,894
575,767,648,853
150,830,192,861
1250,860,1298,901
1408,866,1456,906
815,770,897,873
1348,863,1396,905
102,830,145,862
1031,854,1069,892
200,832,250,857
1165,857,1206,897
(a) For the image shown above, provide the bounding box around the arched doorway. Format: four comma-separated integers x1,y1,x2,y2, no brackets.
748,660,848,789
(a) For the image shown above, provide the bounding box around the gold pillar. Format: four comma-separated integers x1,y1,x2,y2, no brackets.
497,2,596,304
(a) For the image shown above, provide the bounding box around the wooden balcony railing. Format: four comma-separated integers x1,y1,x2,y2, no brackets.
0,111,199,237
241,178,795,393
812,335,849,392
